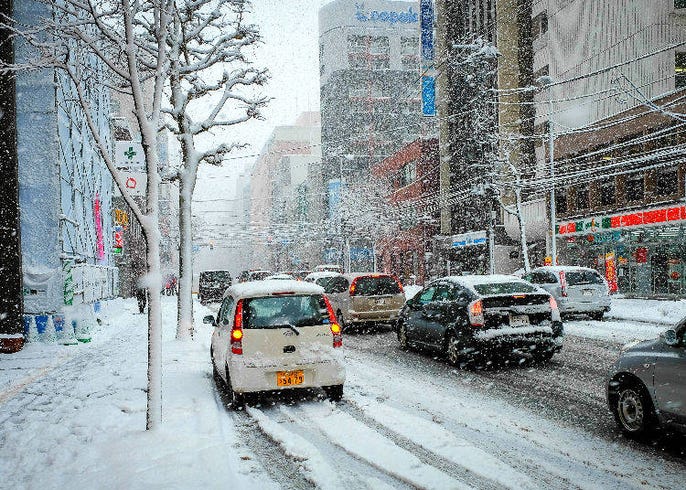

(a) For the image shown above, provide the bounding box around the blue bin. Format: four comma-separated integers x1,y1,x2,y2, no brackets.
23,316,31,337
53,315,64,333
35,315,48,335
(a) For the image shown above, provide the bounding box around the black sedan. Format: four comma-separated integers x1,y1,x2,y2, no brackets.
397,275,564,366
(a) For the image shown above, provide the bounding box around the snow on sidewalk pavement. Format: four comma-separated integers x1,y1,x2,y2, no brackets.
0,296,274,490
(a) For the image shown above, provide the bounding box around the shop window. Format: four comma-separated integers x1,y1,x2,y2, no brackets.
599,178,616,206
655,168,678,196
676,52,686,88
626,175,644,202
555,188,567,214
399,161,417,187
576,185,589,210
676,0,686,9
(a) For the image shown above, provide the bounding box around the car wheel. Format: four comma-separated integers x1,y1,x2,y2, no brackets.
324,384,343,402
225,365,244,409
533,347,555,363
613,382,656,437
589,311,605,321
397,321,409,350
445,334,461,366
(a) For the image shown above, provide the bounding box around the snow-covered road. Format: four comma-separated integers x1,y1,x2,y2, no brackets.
0,296,684,489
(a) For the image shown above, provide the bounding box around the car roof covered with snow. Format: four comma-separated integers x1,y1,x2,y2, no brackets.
224,279,324,299
531,266,601,273
305,271,342,281
439,274,548,295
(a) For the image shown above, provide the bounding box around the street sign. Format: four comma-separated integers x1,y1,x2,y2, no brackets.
451,230,487,248
115,141,145,169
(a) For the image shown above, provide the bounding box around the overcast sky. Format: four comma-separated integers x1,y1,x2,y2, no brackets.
193,0,330,208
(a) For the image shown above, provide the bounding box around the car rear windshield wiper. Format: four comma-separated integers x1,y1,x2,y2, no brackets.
272,324,300,335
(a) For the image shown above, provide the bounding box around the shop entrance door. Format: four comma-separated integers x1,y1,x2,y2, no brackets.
651,254,669,295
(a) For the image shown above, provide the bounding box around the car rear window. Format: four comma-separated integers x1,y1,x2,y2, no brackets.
566,270,604,286
243,295,328,328
354,276,401,295
201,271,231,282
249,271,273,281
473,281,538,295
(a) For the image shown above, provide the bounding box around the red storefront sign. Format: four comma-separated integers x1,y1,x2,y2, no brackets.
605,252,618,293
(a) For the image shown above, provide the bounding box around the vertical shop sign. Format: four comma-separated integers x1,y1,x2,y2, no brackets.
113,226,124,255
605,251,618,293
94,194,105,261
63,260,74,306
420,0,434,61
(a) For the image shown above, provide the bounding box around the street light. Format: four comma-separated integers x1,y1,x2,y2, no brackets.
537,75,556,264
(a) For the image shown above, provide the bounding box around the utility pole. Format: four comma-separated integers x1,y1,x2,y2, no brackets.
547,87,557,264
0,0,24,353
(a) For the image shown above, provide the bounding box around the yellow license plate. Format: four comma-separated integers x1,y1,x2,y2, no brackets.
276,370,304,387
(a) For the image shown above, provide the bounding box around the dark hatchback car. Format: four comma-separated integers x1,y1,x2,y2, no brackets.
198,270,232,304
607,319,686,438
397,275,564,366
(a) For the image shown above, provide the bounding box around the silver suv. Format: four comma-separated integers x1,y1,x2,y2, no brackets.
606,319,686,437
522,266,610,320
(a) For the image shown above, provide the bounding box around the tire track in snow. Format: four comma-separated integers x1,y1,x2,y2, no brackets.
343,352,682,490
341,395,534,490
282,403,474,490
243,401,415,490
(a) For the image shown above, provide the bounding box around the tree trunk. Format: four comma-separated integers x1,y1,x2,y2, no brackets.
145,224,163,430
176,175,194,340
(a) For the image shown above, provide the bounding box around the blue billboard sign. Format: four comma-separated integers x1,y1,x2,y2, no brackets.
420,0,434,61
421,76,436,116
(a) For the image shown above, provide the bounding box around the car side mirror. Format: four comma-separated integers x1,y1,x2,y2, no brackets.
664,329,680,347
203,315,216,326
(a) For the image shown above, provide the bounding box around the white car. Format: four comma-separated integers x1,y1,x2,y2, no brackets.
205,280,345,406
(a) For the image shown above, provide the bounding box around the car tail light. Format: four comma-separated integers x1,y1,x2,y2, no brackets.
559,270,567,297
392,275,404,294
231,299,244,355
349,278,358,296
549,296,558,311
468,299,484,327
323,296,343,348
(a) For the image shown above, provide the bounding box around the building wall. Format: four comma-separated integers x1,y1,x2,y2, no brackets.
534,1,686,130
248,114,322,270
17,2,116,332
372,138,439,284
319,0,421,191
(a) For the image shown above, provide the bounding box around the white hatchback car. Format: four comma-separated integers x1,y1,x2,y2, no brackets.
205,280,345,406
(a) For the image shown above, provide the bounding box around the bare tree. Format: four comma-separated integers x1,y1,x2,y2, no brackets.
2,0,172,430
163,0,268,340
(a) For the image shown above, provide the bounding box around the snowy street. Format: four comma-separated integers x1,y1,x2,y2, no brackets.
0,295,684,489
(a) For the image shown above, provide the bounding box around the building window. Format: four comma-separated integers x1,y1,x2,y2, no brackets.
532,11,548,40
555,188,567,214
348,35,367,53
599,178,616,206
401,37,418,56
626,175,644,202
400,161,417,187
676,0,686,8
655,168,678,196
533,64,549,81
371,57,390,70
369,36,389,55
576,185,589,210
676,52,686,88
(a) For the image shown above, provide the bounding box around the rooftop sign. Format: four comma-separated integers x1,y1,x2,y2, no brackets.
354,3,419,24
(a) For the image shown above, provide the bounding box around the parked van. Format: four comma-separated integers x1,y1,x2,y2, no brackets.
522,266,611,320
